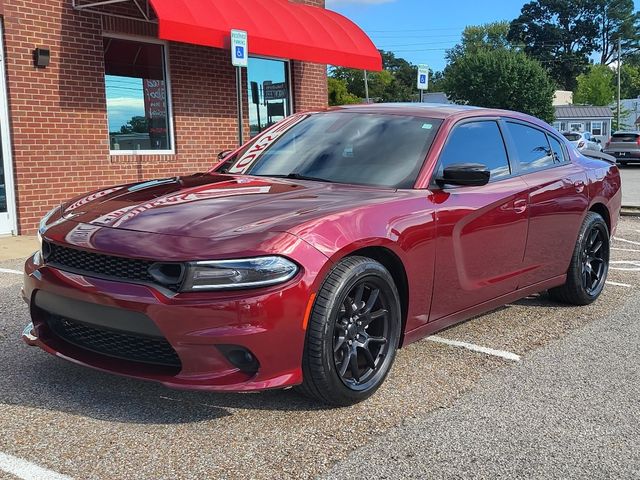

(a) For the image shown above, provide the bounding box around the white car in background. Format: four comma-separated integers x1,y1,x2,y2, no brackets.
562,131,603,152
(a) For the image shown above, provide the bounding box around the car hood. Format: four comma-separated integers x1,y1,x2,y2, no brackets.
61,173,399,239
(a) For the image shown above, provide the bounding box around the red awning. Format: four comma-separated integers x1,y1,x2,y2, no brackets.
148,0,382,71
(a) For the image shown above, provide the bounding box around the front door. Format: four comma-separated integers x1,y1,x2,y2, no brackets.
428,119,530,321
0,22,15,235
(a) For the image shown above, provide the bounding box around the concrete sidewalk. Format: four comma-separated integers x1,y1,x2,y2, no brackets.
0,236,38,261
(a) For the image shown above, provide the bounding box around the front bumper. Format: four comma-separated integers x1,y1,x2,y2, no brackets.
21,243,328,392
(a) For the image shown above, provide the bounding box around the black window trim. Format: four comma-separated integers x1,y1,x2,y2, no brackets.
429,116,516,189
500,117,572,177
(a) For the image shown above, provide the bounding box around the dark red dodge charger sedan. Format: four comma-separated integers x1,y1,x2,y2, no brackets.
23,104,621,405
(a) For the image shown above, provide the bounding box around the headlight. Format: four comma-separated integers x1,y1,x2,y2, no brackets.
181,256,299,291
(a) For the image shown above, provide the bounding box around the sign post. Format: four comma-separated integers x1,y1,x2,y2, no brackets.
231,29,248,146
417,64,429,103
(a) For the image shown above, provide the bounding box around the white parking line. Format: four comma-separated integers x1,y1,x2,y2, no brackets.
612,247,640,253
610,260,640,272
0,452,72,480
427,336,521,362
606,281,633,288
0,268,22,275
614,237,640,246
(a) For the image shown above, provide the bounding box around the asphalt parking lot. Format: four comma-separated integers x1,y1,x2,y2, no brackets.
0,217,639,480
619,164,640,207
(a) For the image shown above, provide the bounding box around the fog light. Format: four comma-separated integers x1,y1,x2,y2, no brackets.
218,345,259,374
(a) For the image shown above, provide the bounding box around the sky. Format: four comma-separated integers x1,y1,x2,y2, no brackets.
326,0,640,72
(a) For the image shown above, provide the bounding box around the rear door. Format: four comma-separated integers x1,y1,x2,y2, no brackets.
502,120,589,287
428,119,530,321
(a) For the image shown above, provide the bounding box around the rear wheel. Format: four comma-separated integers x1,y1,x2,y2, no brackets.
549,212,609,305
298,256,401,406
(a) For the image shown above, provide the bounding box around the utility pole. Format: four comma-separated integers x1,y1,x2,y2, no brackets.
364,70,370,104
617,37,621,131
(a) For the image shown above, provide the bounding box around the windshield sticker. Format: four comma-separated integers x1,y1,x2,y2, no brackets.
421,123,433,129
228,114,306,174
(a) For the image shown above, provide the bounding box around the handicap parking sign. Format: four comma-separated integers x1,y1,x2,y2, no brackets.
419,74,427,84
231,29,248,67
417,64,429,90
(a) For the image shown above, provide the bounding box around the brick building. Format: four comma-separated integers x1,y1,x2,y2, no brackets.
0,0,380,235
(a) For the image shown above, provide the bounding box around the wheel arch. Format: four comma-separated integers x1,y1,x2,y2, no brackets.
588,202,611,233
345,246,410,346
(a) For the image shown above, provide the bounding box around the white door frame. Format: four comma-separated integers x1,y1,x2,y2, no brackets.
0,21,17,235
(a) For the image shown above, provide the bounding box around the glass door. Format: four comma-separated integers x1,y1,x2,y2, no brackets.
0,22,15,235
246,57,291,138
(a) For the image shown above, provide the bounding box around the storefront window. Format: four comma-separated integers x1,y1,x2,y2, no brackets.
104,37,173,153
247,57,291,137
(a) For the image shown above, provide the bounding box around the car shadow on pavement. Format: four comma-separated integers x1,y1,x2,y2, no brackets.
512,292,576,308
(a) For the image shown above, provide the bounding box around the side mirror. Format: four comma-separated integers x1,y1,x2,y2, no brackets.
436,163,491,187
218,150,233,160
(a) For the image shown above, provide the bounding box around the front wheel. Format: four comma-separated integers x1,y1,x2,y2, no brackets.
298,256,401,406
549,212,610,305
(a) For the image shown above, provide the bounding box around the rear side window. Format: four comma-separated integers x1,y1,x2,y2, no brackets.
547,135,567,164
438,121,510,180
506,122,554,172
612,133,640,142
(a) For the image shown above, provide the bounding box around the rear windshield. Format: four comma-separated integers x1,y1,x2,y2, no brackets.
562,133,581,141
219,112,442,189
612,133,640,142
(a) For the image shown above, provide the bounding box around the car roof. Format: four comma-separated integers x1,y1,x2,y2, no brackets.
328,102,547,125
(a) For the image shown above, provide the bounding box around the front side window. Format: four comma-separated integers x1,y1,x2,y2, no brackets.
506,122,555,172
221,112,442,189
437,121,511,180
104,37,173,153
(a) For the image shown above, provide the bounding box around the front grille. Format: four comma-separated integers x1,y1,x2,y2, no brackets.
44,242,182,291
47,315,182,369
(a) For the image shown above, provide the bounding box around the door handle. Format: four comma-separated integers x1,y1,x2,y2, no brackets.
513,199,527,214
574,180,585,193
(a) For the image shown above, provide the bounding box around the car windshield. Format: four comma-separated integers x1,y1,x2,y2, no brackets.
219,112,442,189
563,133,581,141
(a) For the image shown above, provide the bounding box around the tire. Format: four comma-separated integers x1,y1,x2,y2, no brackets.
549,212,610,305
298,256,401,406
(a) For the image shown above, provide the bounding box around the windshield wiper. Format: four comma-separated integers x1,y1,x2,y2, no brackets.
266,173,335,183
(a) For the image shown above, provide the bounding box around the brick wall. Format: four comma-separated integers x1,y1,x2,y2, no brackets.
3,0,328,234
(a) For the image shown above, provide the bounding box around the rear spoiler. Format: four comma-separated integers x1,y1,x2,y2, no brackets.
581,150,616,164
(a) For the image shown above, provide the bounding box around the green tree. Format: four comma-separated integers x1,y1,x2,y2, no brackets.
118,116,148,134
328,77,361,106
620,63,640,98
329,50,419,102
594,0,640,65
508,0,600,90
447,21,514,63
443,49,555,122
573,64,615,105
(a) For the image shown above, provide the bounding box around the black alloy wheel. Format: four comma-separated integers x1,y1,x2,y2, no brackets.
333,279,393,391
581,225,607,296
550,212,610,305
298,256,401,406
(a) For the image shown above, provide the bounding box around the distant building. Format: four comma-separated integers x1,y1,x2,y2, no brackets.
553,105,613,142
553,90,573,106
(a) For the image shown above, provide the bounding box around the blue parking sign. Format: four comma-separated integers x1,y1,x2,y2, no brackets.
231,29,248,67
419,74,427,84
235,46,245,59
